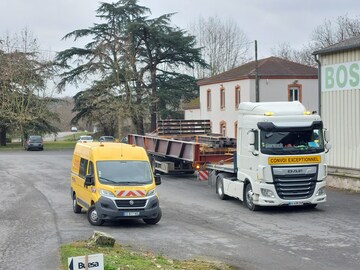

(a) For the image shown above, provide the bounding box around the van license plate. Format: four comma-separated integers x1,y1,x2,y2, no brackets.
123,212,140,216
288,202,303,206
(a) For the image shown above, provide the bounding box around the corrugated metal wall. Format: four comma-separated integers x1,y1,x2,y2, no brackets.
320,50,360,170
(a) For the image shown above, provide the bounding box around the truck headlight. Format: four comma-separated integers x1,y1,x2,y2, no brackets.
98,189,115,198
316,187,326,196
147,188,157,197
261,188,275,198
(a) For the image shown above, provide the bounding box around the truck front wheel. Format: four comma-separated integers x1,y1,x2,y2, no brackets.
244,183,260,211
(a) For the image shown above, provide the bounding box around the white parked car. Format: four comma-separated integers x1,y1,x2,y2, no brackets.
71,127,78,132
78,135,93,143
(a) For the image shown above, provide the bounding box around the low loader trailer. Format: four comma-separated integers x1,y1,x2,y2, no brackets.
129,102,332,211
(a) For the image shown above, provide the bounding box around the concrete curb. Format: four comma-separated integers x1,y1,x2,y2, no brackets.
326,170,360,193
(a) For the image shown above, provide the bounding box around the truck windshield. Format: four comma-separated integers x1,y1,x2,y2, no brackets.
260,128,325,155
96,161,152,185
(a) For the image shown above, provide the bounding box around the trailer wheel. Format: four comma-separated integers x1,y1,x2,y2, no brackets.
216,174,228,200
244,183,260,211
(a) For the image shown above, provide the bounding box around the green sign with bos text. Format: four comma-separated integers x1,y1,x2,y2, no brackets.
321,61,360,91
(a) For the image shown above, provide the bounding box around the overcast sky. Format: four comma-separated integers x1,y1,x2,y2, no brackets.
1,0,360,96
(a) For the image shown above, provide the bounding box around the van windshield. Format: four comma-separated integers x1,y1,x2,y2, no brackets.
96,160,152,185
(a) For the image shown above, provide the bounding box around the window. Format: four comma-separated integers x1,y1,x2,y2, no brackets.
220,86,225,110
235,85,241,110
97,161,152,185
79,158,88,178
207,89,211,111
234,121,238,138
220,121,226,136
288,84,302,102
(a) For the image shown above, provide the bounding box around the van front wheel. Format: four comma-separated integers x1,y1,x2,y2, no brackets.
143,209,162,225
87,205,104,226
72,194,82,213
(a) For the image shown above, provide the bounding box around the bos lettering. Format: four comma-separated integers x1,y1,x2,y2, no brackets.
323,62,360,91
78,261,99,269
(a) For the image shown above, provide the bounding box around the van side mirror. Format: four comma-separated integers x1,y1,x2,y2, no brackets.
154,174,161,185
85,174,95,186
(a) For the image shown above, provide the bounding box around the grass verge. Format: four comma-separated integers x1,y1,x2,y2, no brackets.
60,241,235,270
0,141,76,151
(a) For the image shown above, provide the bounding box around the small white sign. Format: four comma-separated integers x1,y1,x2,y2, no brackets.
68,253,104,270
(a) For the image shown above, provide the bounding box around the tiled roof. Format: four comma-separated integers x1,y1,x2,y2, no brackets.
197,56,317,86
313,35,360,55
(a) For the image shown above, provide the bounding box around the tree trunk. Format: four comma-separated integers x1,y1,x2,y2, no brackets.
0,127,7,146
150,67,157,132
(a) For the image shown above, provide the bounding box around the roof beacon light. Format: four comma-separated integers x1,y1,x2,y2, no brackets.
264,111,274,116
304,111,311,115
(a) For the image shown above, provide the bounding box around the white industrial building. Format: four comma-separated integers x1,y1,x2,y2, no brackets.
314,36,360,190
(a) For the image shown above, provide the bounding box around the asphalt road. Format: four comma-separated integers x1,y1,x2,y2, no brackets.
0,150,359,270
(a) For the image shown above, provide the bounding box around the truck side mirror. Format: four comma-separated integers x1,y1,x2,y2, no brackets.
85,174,95,186
325,142,332,152
154,174,161,185
248,145,255,152
247,131,255,145
324,130,330,142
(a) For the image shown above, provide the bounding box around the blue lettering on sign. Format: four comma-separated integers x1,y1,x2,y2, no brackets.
78,261,100,269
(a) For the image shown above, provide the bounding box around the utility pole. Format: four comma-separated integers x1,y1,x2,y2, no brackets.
255,40,260,102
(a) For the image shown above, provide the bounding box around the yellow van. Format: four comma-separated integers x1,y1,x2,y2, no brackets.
70,142,162,226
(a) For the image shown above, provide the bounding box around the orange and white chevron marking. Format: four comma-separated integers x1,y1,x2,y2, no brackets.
198,170,209,181
116,190,146,197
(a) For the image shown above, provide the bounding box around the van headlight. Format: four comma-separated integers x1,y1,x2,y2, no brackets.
147,188,157,197
98,189,115,198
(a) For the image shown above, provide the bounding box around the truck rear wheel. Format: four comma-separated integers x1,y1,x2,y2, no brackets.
244,183,260,211
216,175,228,200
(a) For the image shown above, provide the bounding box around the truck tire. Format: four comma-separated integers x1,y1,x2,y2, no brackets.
72,193,82,213
143,208,162,225
150,156,159,174
87,205,104,226
304,204,317,209
244,183,260,211
216,174,228,200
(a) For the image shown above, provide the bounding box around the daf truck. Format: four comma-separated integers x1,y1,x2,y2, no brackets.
208,101,331,210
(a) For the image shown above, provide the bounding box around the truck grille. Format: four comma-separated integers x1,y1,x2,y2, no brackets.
114,199,147,208
272,166,318,200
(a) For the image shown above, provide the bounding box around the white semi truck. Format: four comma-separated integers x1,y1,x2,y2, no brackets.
208,101,331,210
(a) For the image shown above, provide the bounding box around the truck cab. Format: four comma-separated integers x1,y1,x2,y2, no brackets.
214,101,331,210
